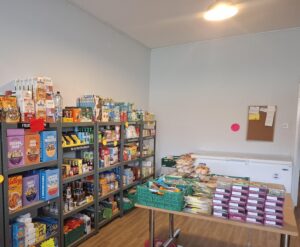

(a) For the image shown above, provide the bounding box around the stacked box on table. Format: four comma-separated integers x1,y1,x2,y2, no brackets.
264,184,285,227
229,179,249,222
213,177,232,219
246,182,268,225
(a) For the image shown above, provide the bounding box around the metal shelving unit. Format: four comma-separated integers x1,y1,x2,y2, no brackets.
60,122,98,247
0,120,156,247
0,131,4,247
1,122,61,247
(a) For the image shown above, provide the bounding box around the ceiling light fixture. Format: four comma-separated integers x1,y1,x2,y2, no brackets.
204,1,238,21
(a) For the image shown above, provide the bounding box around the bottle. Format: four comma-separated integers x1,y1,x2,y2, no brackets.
54,91,63,121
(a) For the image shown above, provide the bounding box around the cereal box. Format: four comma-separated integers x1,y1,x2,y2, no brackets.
8,175,23,212
24,132,40,165
7,129,25,169
22,174,39,206
12,222,25,247
40,169,59,200
40,131,57,162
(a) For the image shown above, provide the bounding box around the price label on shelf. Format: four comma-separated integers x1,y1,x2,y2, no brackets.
125,122,129,128
102,139,107,146
0,175,4,184
114,140,118,146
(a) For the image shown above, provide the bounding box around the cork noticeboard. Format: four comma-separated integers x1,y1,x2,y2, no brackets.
246,106,276,142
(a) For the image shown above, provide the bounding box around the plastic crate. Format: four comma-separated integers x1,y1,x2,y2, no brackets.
161,156,180,168
64,224,85,246
103,208,113,219
123,200,135,211
137,184,184,211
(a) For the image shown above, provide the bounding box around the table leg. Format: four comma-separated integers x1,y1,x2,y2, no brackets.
163,213,181,247
169,214,174,238
280,234,290,247
149,209,155,247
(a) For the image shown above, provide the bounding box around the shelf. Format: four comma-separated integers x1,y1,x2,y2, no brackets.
143,136,155,140
125,137,140,143
142,174,155,181
99,140,120,146
7,160,58,175
63,144,94,152
123,180,139,191
63,201,95,219
62,122,94,127
3,122,58,129
63,171,95,184
99,189,121,201
127,121,141,125
32,231,58,247
98,122,122,126
123,158,140,165
141,154,154,159
9,198,59,219
98,212,120,228
67,229,96,247
98,162,123,172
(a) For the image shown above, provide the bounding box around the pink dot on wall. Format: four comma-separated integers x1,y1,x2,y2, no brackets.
231,123,240,132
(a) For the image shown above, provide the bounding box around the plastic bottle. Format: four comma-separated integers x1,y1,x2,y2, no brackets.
54,91,63,121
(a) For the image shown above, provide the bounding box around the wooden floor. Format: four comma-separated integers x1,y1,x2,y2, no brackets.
80,206,300,247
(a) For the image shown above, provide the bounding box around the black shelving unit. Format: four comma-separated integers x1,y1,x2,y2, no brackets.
0,120,156,247
60,122,98,247
1,122,61,247
0,132,4,247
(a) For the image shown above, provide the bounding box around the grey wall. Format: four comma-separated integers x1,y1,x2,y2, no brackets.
150,28,300,165
0,0,150,109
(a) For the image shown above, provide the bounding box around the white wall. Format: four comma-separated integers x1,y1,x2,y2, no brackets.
150,28,300,167
0,0,150,109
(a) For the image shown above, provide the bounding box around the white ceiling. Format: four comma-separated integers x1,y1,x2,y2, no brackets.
69,0,300,48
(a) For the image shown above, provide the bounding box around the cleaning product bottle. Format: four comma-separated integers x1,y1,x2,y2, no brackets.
54,91,63,121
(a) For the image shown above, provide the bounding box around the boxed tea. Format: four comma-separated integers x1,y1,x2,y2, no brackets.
24,132,40,165
9,175,23,212
20,99,35,123
40,131,57,162
22,174,39,206
40,169,59,200
7,129,25,169
35,100,47,121
46,100,55,123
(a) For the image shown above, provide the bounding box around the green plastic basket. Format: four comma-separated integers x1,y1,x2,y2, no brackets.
137,185,184,211
64,224,85,246
103,208,113,219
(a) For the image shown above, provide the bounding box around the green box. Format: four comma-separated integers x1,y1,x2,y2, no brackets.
64,224,85,246
161,156,180,168
137,184,185,212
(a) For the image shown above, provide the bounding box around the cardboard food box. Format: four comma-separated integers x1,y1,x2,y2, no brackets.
7,129,25,169
24,132,40,165
40,131,57,162
22,174,39,206
9,175,23,212
40,169,59,200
